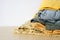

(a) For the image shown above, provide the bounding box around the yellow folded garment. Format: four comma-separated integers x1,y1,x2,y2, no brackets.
38,0,60,10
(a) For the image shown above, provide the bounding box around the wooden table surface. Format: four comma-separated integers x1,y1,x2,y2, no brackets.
0,27,60,40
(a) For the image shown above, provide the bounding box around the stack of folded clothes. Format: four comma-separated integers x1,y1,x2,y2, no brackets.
15,0,60,35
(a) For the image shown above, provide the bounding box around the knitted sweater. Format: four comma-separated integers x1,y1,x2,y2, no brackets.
38,0,60,10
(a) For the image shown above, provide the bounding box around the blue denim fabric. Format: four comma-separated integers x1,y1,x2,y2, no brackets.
31,9,60,30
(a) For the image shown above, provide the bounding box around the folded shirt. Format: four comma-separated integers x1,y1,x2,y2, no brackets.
31,9,60,30
38,0,60,10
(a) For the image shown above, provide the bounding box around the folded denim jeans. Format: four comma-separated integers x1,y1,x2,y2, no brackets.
31,9,60,30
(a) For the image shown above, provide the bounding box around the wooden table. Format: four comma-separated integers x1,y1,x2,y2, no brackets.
0,27,60,40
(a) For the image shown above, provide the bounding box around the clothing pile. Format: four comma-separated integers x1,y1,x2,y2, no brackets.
15,0,60,35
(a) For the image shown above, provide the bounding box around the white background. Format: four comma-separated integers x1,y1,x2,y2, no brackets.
0,0,41,26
